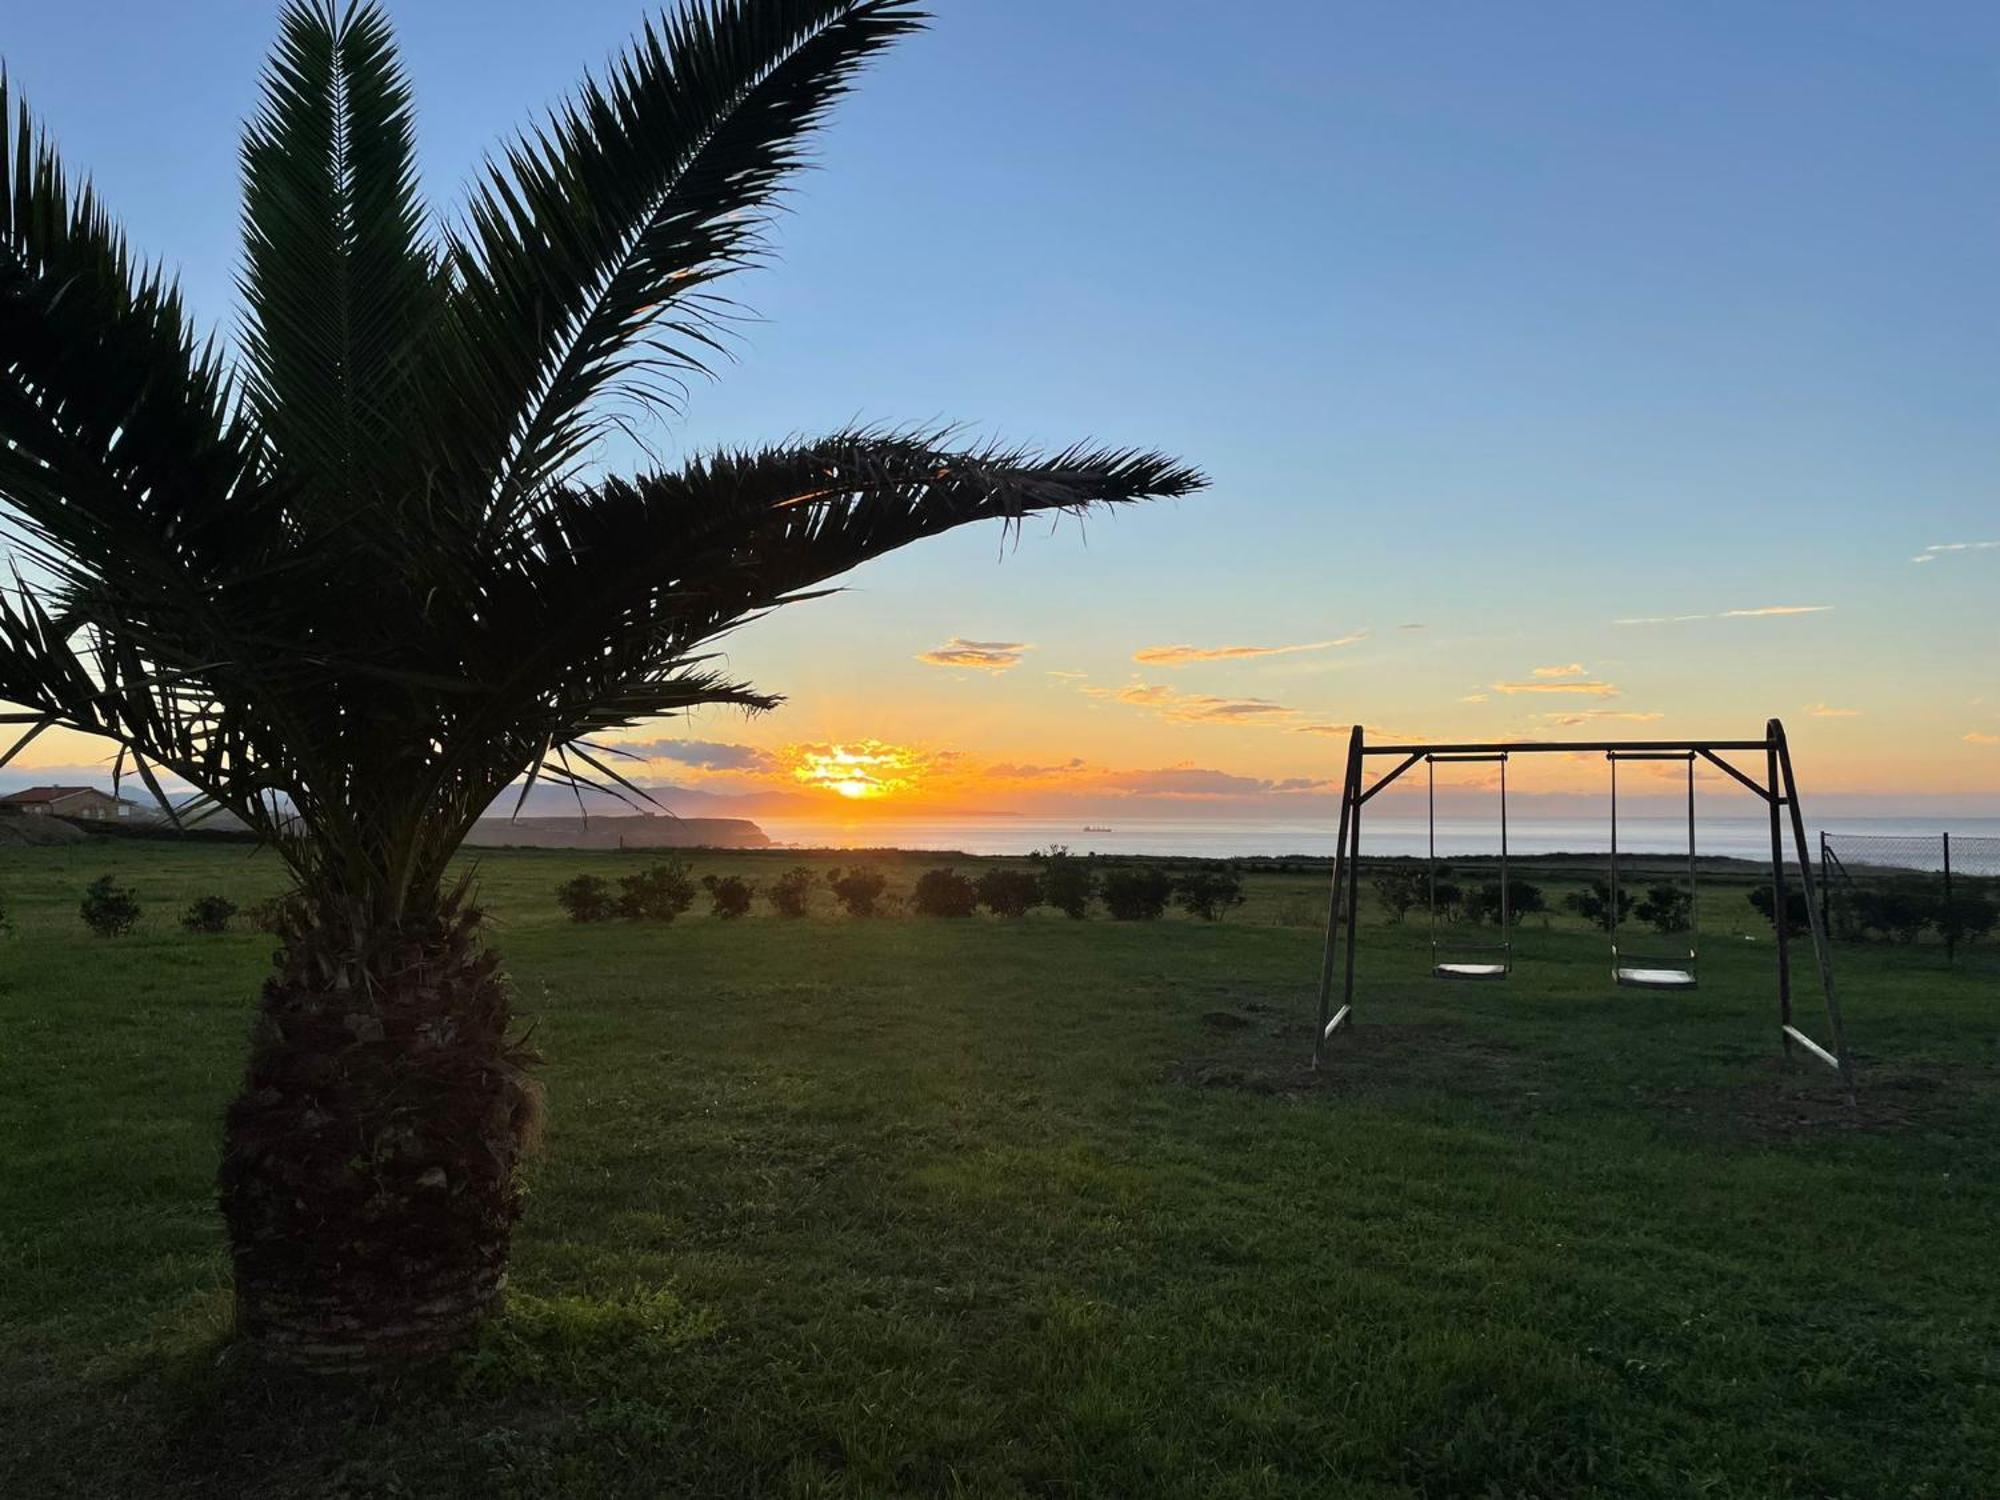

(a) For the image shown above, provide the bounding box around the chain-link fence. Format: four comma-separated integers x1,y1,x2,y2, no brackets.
1819,832,2000,970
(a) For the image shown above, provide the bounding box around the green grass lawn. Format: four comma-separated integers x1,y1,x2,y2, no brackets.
3,839,1997,1498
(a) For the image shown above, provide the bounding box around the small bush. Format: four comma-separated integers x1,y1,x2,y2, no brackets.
1509,881,1548,927
1563,880,1633,933
180,894,238,934
1370,866,1427,924
1749,884,1809,937
701,874,755,920
1174,868,1244,921
912,867,978,918
1634,883,1692,935
826,866,888,918
617,860,695,922
80,874,141,937
1100,866,1173,921
1034,846,1095,920
555,874,618,923
1937,890,1998,947
766,867,815,918
976,868,1042,918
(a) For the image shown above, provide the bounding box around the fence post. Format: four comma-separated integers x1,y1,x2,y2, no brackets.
1943,831,1955,966
1819,830,1831,937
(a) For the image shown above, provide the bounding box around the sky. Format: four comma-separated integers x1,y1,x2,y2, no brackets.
5,1,1998,824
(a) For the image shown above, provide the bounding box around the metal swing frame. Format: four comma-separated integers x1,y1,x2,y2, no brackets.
1608,750,1698,990
1428,753,1511,980
1312,718,1854,1100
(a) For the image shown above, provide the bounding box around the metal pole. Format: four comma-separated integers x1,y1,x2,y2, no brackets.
1427,758,1438,974
1819,829,1831,937
1608,754,1620,974
1314,728,1362,1065
1500,756,1511,971
1686,752,1698,968
1342,759,1363,1023
1943,831,1955,966
1768,730,1793,1055
1775,719,1855,1102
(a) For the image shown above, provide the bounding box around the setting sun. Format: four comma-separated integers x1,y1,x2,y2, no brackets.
785,741,923,803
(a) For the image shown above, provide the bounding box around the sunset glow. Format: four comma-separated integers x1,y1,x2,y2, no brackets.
784,741,924,803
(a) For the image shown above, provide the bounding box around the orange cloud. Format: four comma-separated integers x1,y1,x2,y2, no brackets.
1532,663,1587,678
1536,710,1664,727
1088,681,1298,724
1966,732,2000,746
1491,680,1621,698
915,637,1031,672
1132,632,1366,666
1808,704,1861,718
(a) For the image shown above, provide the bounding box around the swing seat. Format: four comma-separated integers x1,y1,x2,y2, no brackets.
1614,964,1697,990
1434,961,1508,981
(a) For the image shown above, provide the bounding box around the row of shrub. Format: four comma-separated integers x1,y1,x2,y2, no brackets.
46,876,252,938
555,850,1248,925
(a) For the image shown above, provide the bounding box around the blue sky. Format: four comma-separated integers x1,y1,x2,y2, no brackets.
7,1,1998,814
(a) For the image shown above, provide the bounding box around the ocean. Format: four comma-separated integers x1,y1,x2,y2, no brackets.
756,815,2000,865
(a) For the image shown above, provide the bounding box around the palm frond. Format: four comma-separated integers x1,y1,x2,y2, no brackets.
440,0,925,523
240,0,434,516
0,71,272,597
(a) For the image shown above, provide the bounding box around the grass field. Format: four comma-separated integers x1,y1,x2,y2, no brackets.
3,838,1997,1498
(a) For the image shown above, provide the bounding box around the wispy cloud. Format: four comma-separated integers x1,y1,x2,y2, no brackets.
1616,605,1833,625
1045,669,1087,681
1535,710,1664,728
916,637,1031,672
1808,704,1861,718
1132,632,1367,667
1491,680,1622,698
1966,731,2000,746
620,739,777,773
1460,692,1489,704
1913,540,2000,564
1399,623,1426,631
1087,681,1298,725
1532,663,1587,678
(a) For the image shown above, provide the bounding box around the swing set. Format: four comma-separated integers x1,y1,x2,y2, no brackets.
1313,718,1854,1096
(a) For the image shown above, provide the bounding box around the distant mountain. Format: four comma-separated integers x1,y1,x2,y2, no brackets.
495,781,823,821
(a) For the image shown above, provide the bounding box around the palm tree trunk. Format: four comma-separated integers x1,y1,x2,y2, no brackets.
218,890,541,1371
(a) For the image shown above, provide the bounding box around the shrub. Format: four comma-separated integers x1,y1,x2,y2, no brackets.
827,866,888,918
1563,879,1634,933
912,867,978,918
1937,890,1998,947
617,859,695,922
1100,866,1173,921
976,868,1042,918
1035,846,1095,920
1369,866,1426,924
766,866,815,918
1748,884,1809,937
180,894,238,934
80,874,141,937
555,874,617,923
1463,881,1503,926
1174,867,1244,921
1634,883,1692,935
701,874,755,920
1509,881,1548,926
1430,879,1465,924
1850,885,1930,944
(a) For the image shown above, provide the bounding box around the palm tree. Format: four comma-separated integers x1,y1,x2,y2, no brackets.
0,0,1203,1369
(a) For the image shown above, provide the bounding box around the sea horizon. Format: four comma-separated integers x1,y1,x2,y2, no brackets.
755,814,2000,864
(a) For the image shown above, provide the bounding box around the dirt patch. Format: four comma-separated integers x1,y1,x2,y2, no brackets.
1656,1057,1993,1142
1171,1018,1545,1108
1199,1010,1254,1031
